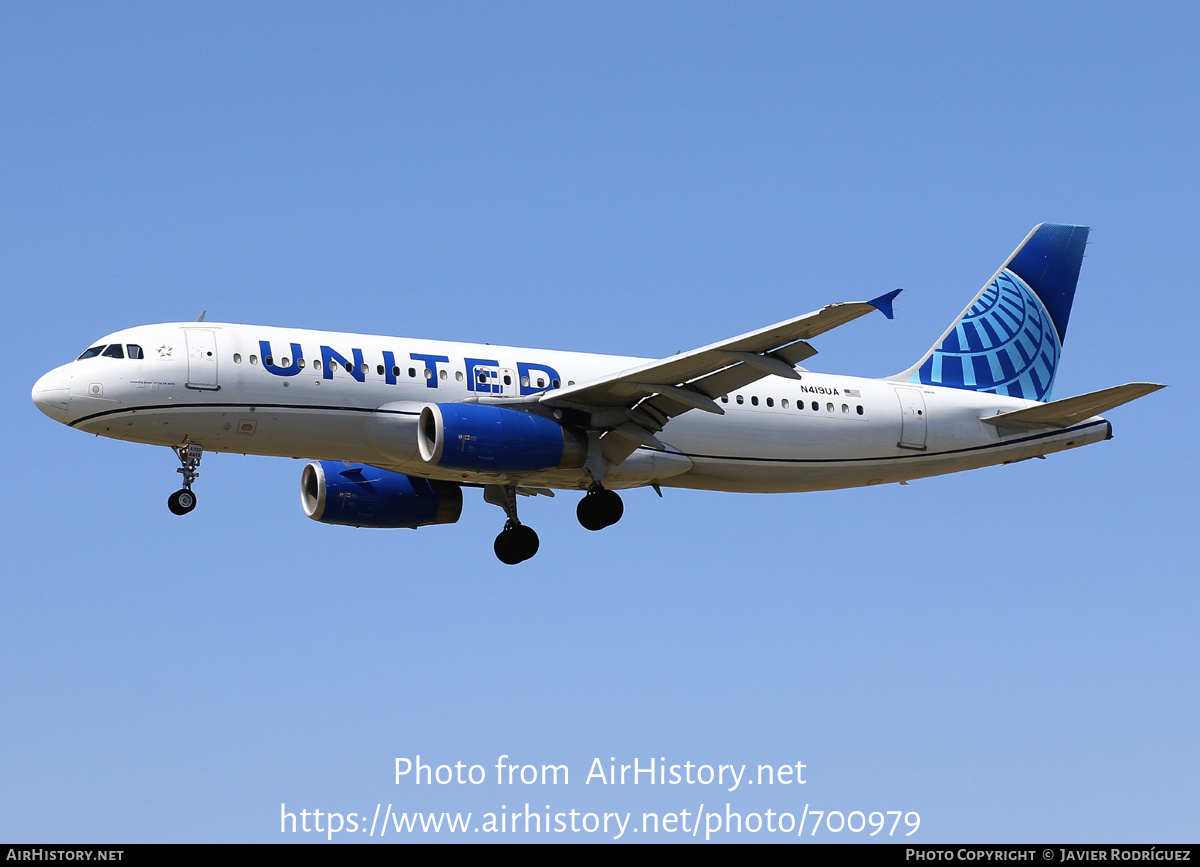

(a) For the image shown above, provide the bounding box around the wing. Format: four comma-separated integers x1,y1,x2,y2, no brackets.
540,290,901,462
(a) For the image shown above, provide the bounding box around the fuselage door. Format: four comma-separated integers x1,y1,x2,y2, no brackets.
474,366,519,397
184,329,220,390
895,387,927,450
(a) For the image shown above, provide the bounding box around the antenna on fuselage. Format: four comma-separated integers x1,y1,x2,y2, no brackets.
196,311,207,322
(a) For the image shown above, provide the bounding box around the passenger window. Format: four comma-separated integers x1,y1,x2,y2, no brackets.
77,346,105,360
781,399,789,409
536,377,545,387
233,353,242,363
736,395,744,404
394,366,402,377
456,371,464,382
552,379,560,388
126,345,144,359
856,405,864,415
503,374,511,385
297,358,305,368
265,356,274,366
766,397,774,407
377,365,385,376
250,355,258,365
720,395,729,403
842,404,849,414
361,363,369,374
811,401,818,411
281,357,290,366
409,368,416,378
102,344,124,359
345,362,354,373
826,402,834,412
314,359,321,370
751,396,759,406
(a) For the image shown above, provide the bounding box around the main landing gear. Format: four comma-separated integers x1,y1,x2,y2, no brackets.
168,443,203,516
485,485,540,565
483,480,623,563
576,483,623,531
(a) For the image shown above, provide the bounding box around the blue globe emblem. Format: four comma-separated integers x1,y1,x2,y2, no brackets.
911,270,1061,401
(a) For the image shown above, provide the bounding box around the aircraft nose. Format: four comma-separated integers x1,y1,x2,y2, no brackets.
32,368,72,419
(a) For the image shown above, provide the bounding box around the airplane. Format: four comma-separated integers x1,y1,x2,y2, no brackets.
32,223,1163,564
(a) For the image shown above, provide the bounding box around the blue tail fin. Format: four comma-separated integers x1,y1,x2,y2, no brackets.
898,223,1089,402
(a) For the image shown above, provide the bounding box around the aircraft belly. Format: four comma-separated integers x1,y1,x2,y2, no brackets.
78,404,376,461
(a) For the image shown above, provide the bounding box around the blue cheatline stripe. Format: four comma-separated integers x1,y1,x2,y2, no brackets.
69,402,423,427
72,403,1107,472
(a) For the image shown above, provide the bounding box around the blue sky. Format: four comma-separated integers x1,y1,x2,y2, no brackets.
2,1,1197,842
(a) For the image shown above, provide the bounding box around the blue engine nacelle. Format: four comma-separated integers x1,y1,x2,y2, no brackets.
301,461,463,528
418,403,587,473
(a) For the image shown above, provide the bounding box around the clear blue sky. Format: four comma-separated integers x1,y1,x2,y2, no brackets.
2,1,1196,842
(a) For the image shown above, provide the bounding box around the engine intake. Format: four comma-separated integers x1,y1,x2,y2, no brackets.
418,403,586,473
301,461,462,528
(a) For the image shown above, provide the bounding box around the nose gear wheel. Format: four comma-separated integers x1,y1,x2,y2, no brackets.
168,488,197,515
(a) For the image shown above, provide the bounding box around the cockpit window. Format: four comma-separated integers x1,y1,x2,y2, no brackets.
126,344,144,359
77,345,105,360
101,344,125,359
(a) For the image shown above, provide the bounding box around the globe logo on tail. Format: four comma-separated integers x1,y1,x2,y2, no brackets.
909,269,1062,401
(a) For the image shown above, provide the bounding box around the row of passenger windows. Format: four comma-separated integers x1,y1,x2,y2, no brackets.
720,393,865,415
73,344,862,415
77,344,144,360
230,353,573,389
73,344,861,414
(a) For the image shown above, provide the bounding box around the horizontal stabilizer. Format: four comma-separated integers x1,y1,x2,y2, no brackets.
981,383,1165,430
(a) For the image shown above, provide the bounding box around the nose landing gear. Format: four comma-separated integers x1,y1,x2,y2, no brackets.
576,483,623,531
168,443,202,516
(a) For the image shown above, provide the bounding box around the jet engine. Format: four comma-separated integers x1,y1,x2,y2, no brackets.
418,403,586,473
301,461,463,528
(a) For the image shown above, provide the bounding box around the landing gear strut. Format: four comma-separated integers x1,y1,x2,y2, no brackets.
484,485,540,565
168,443,202,516
576,483,623,531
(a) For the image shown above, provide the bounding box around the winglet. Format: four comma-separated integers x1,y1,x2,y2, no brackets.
868,289,902,320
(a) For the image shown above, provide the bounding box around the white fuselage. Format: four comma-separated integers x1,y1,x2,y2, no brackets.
32,321,1111,493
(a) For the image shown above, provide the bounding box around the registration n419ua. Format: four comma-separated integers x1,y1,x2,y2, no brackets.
32,223,1162,563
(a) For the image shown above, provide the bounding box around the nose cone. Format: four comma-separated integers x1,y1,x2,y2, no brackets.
32,367,72,420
